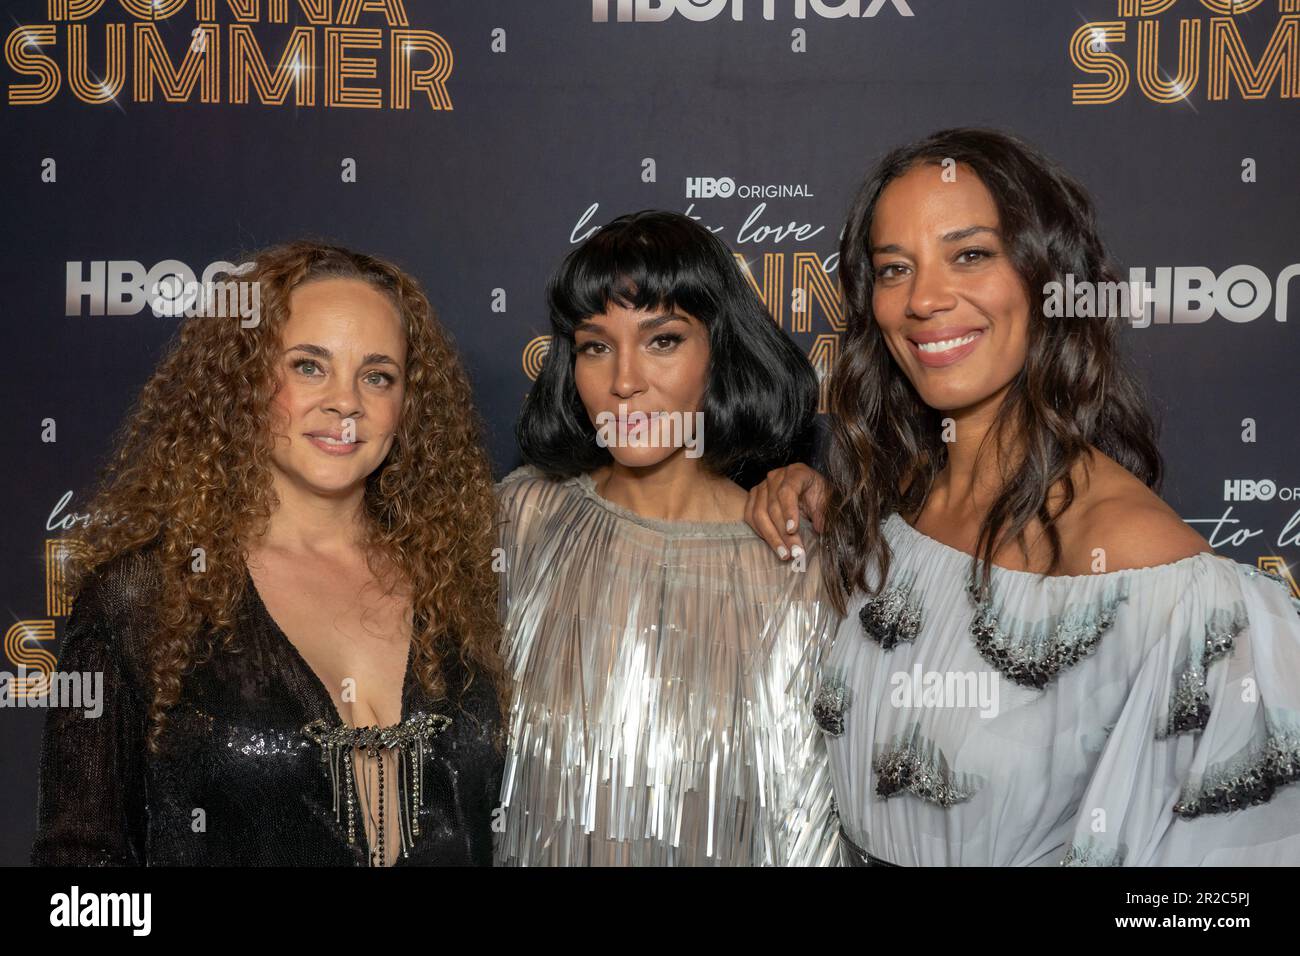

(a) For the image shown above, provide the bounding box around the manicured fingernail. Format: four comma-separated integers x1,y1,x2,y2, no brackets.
791,546,804,560
786,518,796,532
777,546,789,559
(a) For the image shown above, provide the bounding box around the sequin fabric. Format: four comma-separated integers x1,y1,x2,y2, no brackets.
871,726,981,808
812,674,850,738
31,549,503,866
1159,605,1249,738
1060,837,1126,867
1173,720,1300,818
857,580,923,650
966,577,1129,689
493,467,841,867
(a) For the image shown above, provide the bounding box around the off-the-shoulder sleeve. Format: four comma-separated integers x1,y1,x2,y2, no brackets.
777,526,844,867
1063,558,1300,865
31,568,150,866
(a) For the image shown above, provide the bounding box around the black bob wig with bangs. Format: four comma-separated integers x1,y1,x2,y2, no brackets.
516,209,819,486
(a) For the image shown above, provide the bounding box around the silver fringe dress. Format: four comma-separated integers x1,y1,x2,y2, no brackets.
493,466,840,866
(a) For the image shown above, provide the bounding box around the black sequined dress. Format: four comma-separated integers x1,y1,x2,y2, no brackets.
31,549,503,866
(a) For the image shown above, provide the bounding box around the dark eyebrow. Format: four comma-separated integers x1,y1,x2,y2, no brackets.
870,225,1000,256
284,344,401,367
940,225,999,243
576,313,688,334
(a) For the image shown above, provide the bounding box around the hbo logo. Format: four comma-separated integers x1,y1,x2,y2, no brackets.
685,176,735,199
1224,479,1276,502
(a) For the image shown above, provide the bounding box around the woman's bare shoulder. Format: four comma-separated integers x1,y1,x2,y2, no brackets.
1058,450,1212,575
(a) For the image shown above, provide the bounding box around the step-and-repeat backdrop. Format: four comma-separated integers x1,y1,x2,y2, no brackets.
2,0,1297,863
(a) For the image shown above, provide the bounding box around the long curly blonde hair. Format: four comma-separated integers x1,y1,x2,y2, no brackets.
65,239,507,752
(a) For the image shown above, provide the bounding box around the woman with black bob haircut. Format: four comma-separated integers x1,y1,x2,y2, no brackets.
747,128,1300,867
518,209,817,486
493,209,840,866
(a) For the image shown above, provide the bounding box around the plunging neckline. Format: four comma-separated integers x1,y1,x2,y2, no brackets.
244,565,424,867
243,565,416,732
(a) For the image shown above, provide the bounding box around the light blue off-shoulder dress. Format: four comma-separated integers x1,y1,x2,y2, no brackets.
815,513,1300,866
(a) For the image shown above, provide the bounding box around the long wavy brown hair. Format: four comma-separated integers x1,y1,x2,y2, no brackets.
824,128,1163,612
64,240,507,752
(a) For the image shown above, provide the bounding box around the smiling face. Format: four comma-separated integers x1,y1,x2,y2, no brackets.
572,301,710,469
267,277,407,497
869,162,1032,415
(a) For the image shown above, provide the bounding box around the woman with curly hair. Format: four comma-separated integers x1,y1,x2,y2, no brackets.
746,128,1300,866
31,241,507,867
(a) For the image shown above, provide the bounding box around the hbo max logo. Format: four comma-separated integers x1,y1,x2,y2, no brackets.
686,176,736,199
1223,479,1300,502
593,0,915,20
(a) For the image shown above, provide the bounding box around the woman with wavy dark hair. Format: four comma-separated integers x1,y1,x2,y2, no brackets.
494,210,839,866
31,240,507,866
747,128,1300,866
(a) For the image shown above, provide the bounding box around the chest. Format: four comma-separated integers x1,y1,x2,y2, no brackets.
248,557,414,729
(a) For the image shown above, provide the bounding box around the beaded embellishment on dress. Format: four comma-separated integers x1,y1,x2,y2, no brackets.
812,674,851,738
302,711,452,865
1172,722,1300,818
857,580,923,650
1160,604,1248,738
966,578,1130,689
1060,836,1126,866
872,726,981,808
